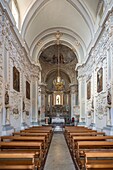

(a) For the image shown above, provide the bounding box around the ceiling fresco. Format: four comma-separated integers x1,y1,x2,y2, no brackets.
40,44,77,65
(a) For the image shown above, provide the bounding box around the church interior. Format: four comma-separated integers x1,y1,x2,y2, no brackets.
0,0,113,170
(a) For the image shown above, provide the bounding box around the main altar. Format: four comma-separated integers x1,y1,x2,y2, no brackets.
52,117,65,124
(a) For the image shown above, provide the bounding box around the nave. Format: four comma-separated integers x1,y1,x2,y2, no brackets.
1,125,113,169
44,133,75,170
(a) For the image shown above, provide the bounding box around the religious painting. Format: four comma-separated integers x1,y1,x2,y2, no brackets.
26,81,30,99
97,67,103,93
87,81,91,100
13,66,20,92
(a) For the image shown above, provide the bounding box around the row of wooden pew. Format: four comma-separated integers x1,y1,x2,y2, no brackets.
0,125,53,170
64,126,113,170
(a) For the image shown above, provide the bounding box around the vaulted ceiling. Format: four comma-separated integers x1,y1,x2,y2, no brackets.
15,0,100,63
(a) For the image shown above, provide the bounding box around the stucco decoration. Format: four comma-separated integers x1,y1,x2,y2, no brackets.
96,94,107,119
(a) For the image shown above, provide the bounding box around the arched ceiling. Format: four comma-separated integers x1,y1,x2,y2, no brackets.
15,0,100,63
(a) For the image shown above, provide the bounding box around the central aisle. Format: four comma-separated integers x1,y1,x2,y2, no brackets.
44,133,75,170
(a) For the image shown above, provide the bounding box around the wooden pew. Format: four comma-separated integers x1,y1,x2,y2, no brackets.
71,136,113,155
0,141,44,169
84,151,113,170
67,132,105,146
20,129,52,139
64,126,90,135
1,136,46,151
0,151,39,170
65,129,97,142
65,126,88,130
74,141,113,169
64,126,93,135
21,129,51,134
0,126,53,170
28,126,52,130
66,129,97,134
0,141,43,159
12,132,50,143
69,132,105,137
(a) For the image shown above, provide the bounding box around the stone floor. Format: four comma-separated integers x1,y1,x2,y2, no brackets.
44,133,76,170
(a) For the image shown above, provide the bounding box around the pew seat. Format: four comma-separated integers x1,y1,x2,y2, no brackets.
84,151,113,170
75,141,113,169
0,152,37,170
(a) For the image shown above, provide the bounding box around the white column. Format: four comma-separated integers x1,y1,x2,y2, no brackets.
2,41,8,126
111,43,113,125
92,70,96,124
70,84,77,118
35,79,38,122
78,77,82,122
31,76,39,125
30,78,33,123
20,96,23,123
40,83,46,121
20,72,25,125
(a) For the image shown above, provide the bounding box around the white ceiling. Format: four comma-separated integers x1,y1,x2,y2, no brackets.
15,0,100,63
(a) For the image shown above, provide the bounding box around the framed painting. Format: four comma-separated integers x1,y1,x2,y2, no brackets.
13,66,20,92
26,81,30,99
97,67,103,93
87,81,91,100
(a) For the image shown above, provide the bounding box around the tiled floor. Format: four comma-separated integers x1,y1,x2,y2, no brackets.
44,133,76,170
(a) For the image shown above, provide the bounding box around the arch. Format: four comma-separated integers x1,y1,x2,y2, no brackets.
30,28,85,64
44,69,71,84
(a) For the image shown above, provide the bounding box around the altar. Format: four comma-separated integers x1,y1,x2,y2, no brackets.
52,117,65,124
52,117,65,132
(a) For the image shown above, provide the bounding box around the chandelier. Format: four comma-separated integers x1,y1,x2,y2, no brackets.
53,31,65,91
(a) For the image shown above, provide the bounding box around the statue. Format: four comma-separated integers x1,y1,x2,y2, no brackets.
38,110,40,116
57,97,59,104
107,91,111,105
23,100,25,111
5,91,9,106
92,96,94,109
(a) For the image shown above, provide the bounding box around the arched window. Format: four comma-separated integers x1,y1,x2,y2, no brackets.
12,0,19,29
56,95,60,105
